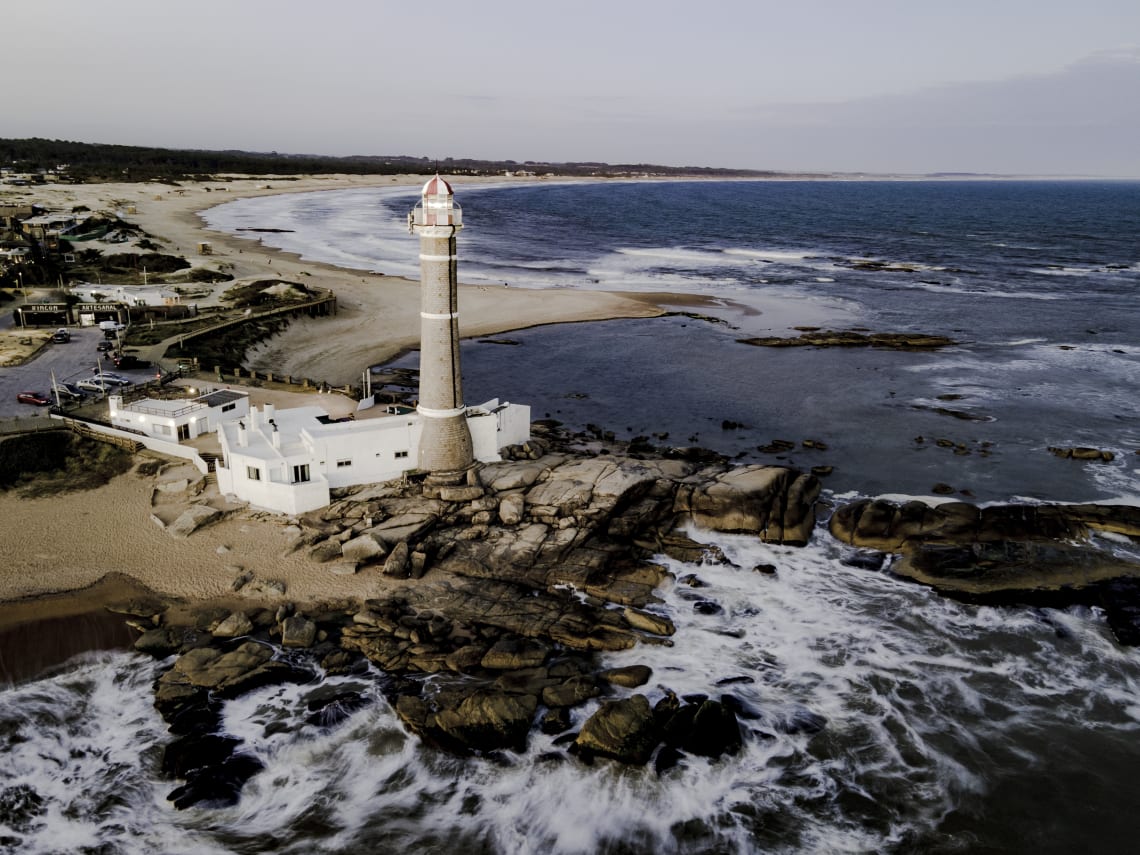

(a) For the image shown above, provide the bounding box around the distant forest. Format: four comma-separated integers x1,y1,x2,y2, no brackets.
1,138,792,183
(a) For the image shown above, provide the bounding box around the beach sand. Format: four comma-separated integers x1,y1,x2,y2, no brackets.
0,173,713,616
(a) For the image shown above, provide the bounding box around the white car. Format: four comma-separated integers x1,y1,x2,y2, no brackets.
77,377,115,393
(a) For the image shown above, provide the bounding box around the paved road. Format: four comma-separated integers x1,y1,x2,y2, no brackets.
0,324,163,420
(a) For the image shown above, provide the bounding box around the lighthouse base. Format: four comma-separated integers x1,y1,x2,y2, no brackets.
417,410,474,472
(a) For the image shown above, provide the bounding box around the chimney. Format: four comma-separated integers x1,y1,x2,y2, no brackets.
264,403,276,422
237,420,247,447
270,420,280,449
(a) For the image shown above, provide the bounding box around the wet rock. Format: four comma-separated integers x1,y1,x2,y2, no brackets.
779,708,828,735
575,694,659,764
539,706,573,735
167,753,265,810
622,607,675,637
430,691,539,754
738,330,956,349
162,733,242,779
134,627,181,657
1096,577,1140,646
305,690,372,728
894,540,1140,596
481,637,550,670
541,675,600,708
660,699,742,759
598,665,652,688
280,616,317,649
1049,446,1116,462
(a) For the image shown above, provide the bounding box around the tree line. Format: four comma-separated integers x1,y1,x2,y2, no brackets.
0,138,786,183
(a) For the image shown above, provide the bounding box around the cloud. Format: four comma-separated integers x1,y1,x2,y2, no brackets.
723,49,1140,174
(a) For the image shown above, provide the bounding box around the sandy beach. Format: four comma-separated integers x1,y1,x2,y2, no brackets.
0,173,707,616
11,174,691,383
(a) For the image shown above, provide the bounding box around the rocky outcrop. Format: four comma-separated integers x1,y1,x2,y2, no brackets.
674,466,821,546
738,330,956,349
130,425,831,803
829,498,1140,599
1048,446,1116,462
167,505,223,538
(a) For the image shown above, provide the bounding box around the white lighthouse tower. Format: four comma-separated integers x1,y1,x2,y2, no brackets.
408,176,475,482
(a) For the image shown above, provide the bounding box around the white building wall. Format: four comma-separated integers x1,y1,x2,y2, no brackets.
109,393,249,443
307,416,423,489
215,399,530,515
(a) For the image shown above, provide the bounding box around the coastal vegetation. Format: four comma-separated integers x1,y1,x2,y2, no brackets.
1,137,792,183
0,431,132,496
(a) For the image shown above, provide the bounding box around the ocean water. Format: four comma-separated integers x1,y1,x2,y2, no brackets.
206,179,1140,502
3,180,1140,853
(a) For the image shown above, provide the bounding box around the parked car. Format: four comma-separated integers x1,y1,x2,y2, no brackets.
51,328,71,343
76,378,115,393
17,391,52,405
113,354,150,369
58,382,88,400
97,372,132,385
97,340,114,352
51,384,83,403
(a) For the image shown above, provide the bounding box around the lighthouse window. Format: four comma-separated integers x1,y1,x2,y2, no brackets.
395,450,409,459
336,459,352,468
246,466,261,481
293,464,310,483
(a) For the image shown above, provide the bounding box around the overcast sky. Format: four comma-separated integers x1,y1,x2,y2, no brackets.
5,0,1139,176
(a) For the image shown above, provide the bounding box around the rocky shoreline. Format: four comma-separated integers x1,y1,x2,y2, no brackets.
73,423,1140,808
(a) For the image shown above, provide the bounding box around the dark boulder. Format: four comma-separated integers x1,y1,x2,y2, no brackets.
167,753,265,810
430,691,539,754
575,694,659,764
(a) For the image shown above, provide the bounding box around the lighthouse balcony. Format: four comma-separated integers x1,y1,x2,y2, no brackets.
409,199,463,229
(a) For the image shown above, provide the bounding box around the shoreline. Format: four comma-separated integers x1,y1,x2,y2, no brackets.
8,174,727,383
0,174,723,618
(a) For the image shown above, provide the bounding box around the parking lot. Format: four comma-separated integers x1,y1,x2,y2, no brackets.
0,325,165,420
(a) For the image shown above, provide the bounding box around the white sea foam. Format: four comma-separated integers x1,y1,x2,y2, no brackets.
907,281,1064,300
6,526,1140,854
723,248,817,263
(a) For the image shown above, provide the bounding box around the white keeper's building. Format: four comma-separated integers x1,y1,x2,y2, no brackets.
214,398,530,515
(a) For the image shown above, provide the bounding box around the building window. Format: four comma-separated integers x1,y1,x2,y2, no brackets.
222,403,236,412
395,450,409,459
293,464,310,483
246,466,261,481
336,459,352,468
154,424,171,436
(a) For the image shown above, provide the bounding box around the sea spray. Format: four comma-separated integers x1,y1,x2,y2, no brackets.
4,524,1140,852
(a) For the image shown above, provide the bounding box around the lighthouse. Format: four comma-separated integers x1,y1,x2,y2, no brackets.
408,176,474,481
